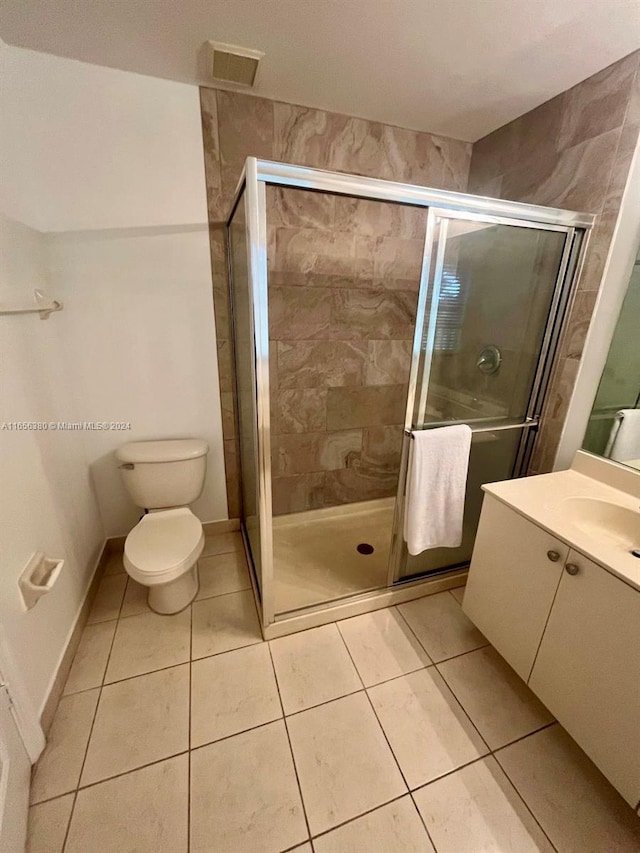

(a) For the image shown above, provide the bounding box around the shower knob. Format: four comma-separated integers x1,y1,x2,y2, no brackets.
476,345,502,375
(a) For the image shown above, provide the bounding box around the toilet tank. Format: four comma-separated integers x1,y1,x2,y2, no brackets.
116,439,208,509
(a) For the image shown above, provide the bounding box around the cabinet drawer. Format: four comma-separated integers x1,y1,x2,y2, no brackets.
463,496,567,680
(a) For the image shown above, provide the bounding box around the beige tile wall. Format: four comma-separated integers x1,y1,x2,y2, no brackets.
468,51,640,472
267,186,427,512
200,90,472,514
202,52,640,514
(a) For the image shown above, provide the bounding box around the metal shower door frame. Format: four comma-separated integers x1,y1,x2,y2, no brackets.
387,206,588,586
228,157,593,629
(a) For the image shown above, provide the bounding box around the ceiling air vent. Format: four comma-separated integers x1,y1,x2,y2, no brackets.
207,42,264,87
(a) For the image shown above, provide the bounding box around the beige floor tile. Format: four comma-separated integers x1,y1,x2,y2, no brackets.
438,646,554,749
368,668,487,790
450,585,466,605
81,664,189,785
87,574,126,624
103,551,125,575
398,591,487,662
314,796,434,853
26,793,74,853
338,607,432,687
66,755,188,853
413,757,554,853
63,620,116,695
287,692,406,835
30,690,99,803
191,589,261,659
496,725,640,852
105,608,191,682
195,550,251,600
270,624,362,714
201,530,243,557
289,846,312,853
120,577,149,617
191,643,281,747
190,720,307,853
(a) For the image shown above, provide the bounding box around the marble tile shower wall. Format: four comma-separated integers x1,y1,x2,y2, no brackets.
267,188,429,513
200,88,472,515
468,50,640,473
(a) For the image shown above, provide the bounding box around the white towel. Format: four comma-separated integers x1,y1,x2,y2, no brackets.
606,409,640,462
403,424,472,555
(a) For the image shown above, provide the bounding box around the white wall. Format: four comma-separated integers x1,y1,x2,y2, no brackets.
0,44,227,714
1,42,228,536
0,214,105,716
46,225,228,534
1,42,210,232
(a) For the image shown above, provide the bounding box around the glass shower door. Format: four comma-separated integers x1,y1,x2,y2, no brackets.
394,209,572,580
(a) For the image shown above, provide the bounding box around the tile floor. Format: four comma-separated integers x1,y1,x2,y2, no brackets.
27,530,640,852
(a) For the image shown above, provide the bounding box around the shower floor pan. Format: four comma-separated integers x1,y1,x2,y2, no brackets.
272,497,395,614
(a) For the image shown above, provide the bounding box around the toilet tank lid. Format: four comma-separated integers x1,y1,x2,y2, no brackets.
116,438,209,463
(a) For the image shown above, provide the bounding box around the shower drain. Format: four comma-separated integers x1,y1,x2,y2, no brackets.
356,543,374,555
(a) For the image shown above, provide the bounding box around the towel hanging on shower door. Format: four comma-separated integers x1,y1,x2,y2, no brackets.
404,424,472,555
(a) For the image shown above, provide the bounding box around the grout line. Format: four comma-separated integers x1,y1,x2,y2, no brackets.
334,623,418,813
492,739,560,853
394,602,490,665
64,751,192,797
60,586,125,851
116,581,251,621
266,640,313,844
59,790,77,852
193,583,252,605
407,790,439,852
276,685,364,719
308,792,410,844
190,715,284,755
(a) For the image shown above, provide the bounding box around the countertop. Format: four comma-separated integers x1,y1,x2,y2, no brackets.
483,470,640,591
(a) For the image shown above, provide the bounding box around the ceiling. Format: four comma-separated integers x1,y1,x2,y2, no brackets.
1,0,639,141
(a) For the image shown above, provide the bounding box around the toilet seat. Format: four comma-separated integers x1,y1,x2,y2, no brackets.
123,507,204,586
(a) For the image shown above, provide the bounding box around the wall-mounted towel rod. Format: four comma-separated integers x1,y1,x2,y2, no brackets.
0,289,63,319
406,417,538,438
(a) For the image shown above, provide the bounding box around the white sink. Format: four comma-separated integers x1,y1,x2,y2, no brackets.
562,497,640,551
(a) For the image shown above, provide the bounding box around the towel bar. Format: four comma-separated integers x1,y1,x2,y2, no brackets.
406,418,538,438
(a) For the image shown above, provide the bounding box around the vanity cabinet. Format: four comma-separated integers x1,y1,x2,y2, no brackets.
462,497,568,681
464,495,640,808
529,550,640,808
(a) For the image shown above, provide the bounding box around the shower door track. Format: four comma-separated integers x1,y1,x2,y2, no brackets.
228,158,594,633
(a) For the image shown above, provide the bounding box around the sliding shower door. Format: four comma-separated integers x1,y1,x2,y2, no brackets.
393,209,575,581
227,158,592,629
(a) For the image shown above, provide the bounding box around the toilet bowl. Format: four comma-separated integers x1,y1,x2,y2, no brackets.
123,507,204,614
116,438,209,615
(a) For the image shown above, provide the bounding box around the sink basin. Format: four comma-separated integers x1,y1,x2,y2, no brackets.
562,497,640,550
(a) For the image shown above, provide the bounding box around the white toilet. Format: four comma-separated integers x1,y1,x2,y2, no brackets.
116,438,208,614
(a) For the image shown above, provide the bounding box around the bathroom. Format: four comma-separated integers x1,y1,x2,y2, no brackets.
1,2,639,851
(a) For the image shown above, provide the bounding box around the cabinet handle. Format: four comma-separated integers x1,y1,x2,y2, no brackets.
547,550,561,562
565,563,580,576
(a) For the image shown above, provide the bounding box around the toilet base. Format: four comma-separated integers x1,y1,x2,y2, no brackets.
147,563,199,615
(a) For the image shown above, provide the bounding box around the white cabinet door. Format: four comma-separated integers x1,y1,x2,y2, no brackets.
463,496,568,681
529,551,640,808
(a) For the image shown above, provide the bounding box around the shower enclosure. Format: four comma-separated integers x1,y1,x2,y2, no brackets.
227,158,592,635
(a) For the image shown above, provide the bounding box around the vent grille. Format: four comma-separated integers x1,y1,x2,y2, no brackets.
208,42,264,87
